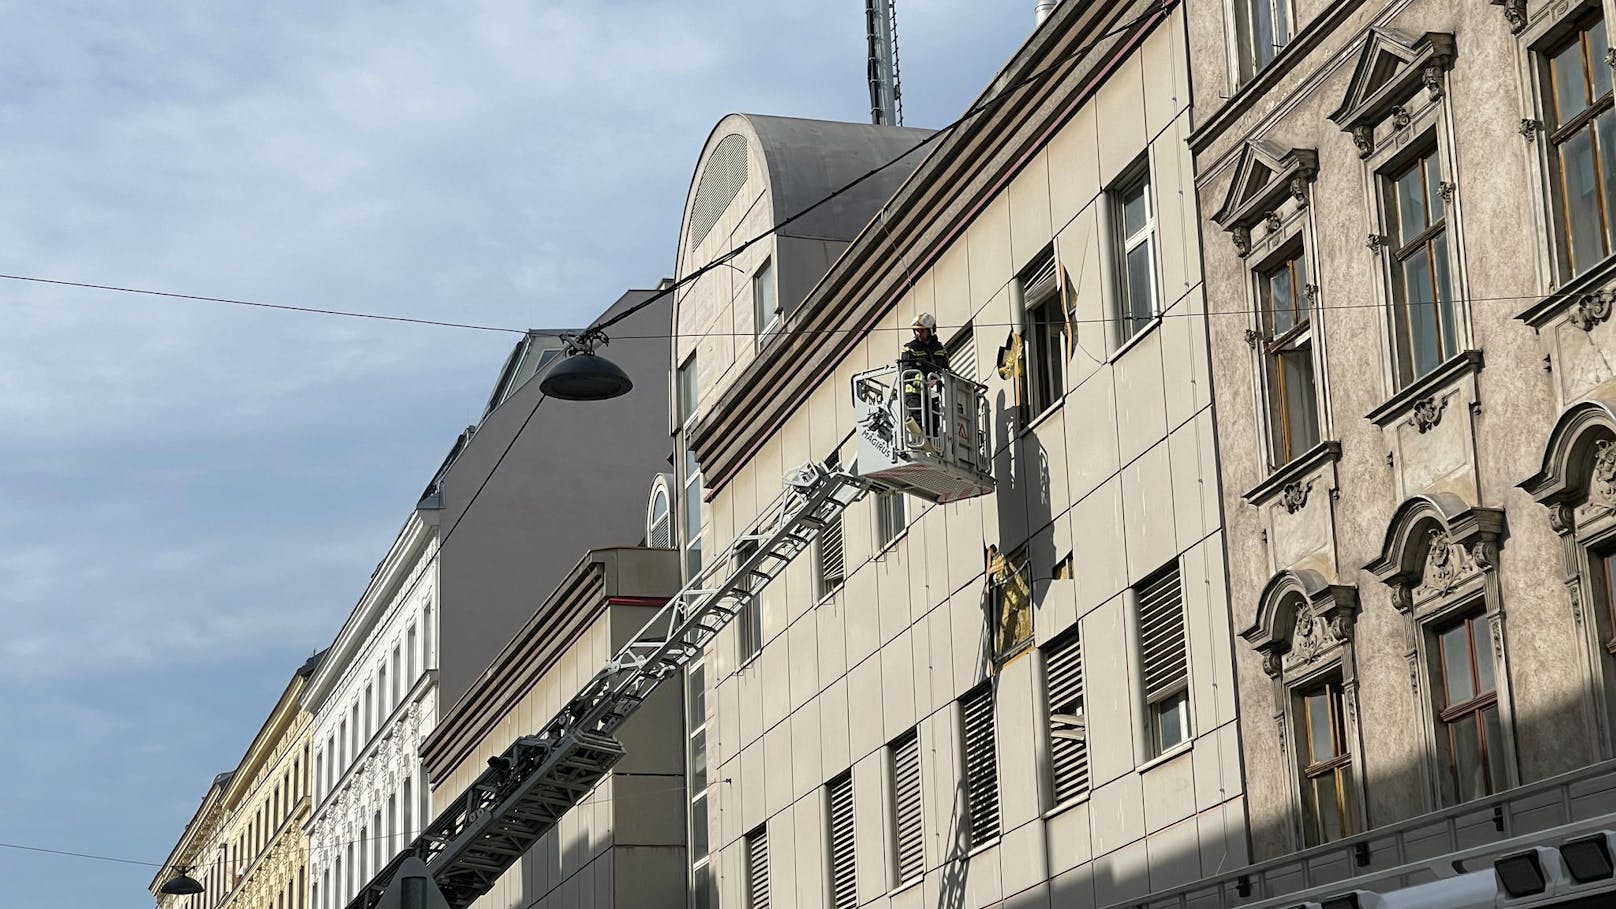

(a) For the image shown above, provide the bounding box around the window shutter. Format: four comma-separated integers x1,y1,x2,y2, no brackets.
948,329,977,383
891,730,924,885
745,826,770,909
961,685,1000,845
827,773,857,909
1021,248,1059,303
1044,629,1090,805
818,516,845,593
1138,562,1188,703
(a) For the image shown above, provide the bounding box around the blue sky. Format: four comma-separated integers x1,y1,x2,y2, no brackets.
0,2,1033,905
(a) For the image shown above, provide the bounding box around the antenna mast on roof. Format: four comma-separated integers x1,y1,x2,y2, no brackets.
866,0,903,125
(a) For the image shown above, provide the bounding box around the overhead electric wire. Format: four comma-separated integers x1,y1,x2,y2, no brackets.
0,273,526,334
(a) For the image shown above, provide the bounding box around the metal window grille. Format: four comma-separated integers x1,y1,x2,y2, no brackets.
1044,628,1090,805
891,729,924,885
827,773,857,909
745,826,770,909
961,684,1000,845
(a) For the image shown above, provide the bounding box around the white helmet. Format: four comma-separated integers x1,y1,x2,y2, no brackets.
911,312,936,330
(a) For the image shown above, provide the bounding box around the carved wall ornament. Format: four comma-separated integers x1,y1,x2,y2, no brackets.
1352,124,1375,158
1408,653,1422,696
1607,46,1616,70
1422,65,1444,100
1391,105,1413,130
1521,118,1542,141
1285,606,1348,669
1438,181,1456,202
1591,439,1616,506
1367,233,1388,253
1304,284,1320,306
1244,327,1264,349
1501,0,1528,34
1290,176,1310,208
1233,225,1252,257
1568,290,1613,331
1275,713,1288,754
1417,528,1482,597
1264,211,1283,232
1549,501,1576,534
1262,649,1285,679
1280,478,1313,514
1407,395,1448,433
1570,584,1585,627
1490,620,1505,663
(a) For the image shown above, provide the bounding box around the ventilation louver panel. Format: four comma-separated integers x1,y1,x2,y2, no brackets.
1138,562,1187,702
948,329,977,384
827,773,857,909
892,729,924,885
1044,629,1089,805
961,685,1000,845
818,515,845,593
1021,248,1060,303
688,134,749,252
745,827,769,909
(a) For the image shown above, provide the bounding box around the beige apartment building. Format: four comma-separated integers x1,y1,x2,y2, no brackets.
1136,0,1616,903
416,547,686,909
671,3,1243,909
154,651,323,909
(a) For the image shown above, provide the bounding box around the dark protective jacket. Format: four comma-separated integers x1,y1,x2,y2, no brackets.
900,335,947,375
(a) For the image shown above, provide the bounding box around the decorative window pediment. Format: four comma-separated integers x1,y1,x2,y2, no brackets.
1242,568,1360,679
1328,29,1457,157
1212,142,1319,256
1365,493,1507,612
1519,398,1616,533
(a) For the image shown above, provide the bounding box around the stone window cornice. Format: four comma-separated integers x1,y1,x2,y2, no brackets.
1329,29,1457,159
1242,568,1360,681
1211,143,1320,257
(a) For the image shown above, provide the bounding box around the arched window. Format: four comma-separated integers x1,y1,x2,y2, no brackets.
1522,399,1616,756
1242,569,1363,846
1366,494,1513,807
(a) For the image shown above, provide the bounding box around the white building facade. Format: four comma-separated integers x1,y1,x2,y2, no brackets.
673,4,1245,909
303,512,438,909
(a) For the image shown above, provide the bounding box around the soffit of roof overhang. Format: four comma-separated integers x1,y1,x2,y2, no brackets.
688,0,1176,494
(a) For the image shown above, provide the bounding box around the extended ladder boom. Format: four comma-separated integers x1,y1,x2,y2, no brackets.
346,462,869,909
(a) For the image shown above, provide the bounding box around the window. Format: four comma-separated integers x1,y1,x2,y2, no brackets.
745,825,770,909
960,684,1001,845
1592,547,1616,658
1113,163,1159,344
648,484,672,548
365,683,374,738
1023,250,1066,416
338,721,348,769
422,601,435,669
1543,13,1616,278
387,792,398,853
684,446,704,577
1137,561,1191,755
402,777,413,842
1298,677,1354,844
371,808,382,874
1383,145,1458,386
1236,0,1289,81
735,540,763,663
826,772,857,909
688,660,712,907
753,258,779,337
378,660,388,715
391,645,401,707
1433,612,1505,804
887,729,924,886
875,492,907,550
678,353,700,428
1044,627,1090,805
406,624,418,681
350,704,360,755
1258,245,1320,467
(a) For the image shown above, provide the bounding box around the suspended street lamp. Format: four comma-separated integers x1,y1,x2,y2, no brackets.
539,329,633,401
159,867,205,896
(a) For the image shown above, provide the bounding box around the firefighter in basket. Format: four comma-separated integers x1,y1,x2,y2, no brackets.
901,313,946,447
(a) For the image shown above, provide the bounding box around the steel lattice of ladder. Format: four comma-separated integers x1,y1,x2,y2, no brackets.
344,461,870,909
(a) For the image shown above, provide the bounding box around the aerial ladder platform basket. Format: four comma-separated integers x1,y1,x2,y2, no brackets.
346,358,995,909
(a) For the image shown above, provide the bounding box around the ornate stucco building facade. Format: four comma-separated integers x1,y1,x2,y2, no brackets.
1129,0,1616,903
154,651,323,909
672,3,1245,909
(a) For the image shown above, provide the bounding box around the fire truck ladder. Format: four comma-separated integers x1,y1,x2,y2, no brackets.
345,461,870,909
